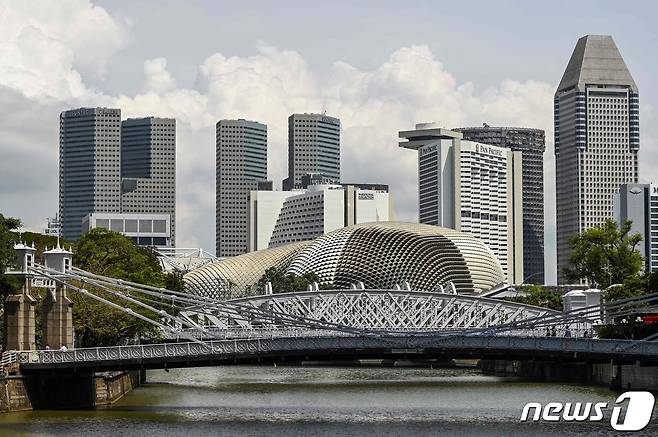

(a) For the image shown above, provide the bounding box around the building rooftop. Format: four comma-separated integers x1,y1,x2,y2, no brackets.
557,35,637,93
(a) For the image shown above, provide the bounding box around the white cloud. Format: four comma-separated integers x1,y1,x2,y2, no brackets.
0,0,129,101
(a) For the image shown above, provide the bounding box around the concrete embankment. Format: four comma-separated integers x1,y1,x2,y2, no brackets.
0,364,145,412
481,359,658,392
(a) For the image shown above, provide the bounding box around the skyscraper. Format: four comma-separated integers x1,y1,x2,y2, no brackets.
554,35,639,283
399,124,524,284
282,113,340,190
216,119,268,257
455,126,546,285
59,108,122,241
120,117,176,245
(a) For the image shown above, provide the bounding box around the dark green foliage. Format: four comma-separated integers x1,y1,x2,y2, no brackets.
0,214,22,295
505,285,563,311
564,219,643,288
67,228,171,347
74,228,166,286
597,271,658,339
257,267,330,294
164,270,185,292
0,213,22,343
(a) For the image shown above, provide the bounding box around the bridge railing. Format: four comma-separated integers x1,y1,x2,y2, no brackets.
163,325,594,341
1,351,18,367
13,335,658,367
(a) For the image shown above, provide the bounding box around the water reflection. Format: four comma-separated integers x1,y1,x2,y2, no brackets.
0,365,654,436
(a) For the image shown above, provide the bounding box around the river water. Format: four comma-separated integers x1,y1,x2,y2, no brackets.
1,365,656,436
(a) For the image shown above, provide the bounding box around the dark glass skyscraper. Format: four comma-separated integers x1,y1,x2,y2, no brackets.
455,126,546,285
60,109,176,244
121,117,176,245
59,108,122,241
283,113,340,190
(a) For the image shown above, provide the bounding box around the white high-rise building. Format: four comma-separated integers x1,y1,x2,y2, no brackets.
399,124,524,285
554,35,640,283
248,183,393,251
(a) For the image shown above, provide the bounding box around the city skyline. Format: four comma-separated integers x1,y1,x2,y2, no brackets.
2,1,658,284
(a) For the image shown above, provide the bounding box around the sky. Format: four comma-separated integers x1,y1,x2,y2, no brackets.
1,0,657,285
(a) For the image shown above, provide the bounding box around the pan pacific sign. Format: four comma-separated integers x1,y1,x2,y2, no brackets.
474,143,504,157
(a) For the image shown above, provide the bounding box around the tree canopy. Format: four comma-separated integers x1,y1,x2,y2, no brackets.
75,228,166,286
257,267,328,294
505,285,563,311
564,219,644,289
0,213,22,294
70,228,178,347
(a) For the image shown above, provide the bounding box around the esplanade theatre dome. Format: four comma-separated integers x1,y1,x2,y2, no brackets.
184,222,505,298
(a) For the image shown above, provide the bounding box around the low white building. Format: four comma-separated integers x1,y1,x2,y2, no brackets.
82,212,173,248
248,183,393,251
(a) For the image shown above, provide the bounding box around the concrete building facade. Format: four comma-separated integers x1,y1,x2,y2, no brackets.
59,108,122,241
555,35,640,283
455,126,546,285
248,183,392,251
614,184,658,272
83,212,173,248
120,117,176,245
216,119,269,257
283,113,340,190
399,124,523,285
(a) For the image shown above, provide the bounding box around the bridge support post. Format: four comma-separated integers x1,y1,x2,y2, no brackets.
42,244,74,349
41,284,73,349
3,242,37,351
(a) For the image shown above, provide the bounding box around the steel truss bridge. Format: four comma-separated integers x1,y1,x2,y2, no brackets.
5,262,658,372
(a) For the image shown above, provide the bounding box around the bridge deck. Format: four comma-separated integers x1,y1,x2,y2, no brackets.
15,335,658,373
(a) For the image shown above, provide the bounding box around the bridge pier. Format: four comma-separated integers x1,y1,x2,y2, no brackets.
41,284,73,350
3,242,37,351
41,244,74,349
3,278,37,351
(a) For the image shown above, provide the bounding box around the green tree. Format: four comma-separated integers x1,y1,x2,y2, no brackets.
0,214,22,295
70,228,171,347
505,285,563,311
257,267,326,294
74,228,166,286
564,219,643,288
0,214,22,345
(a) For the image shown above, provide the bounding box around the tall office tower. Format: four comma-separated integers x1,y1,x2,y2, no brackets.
554,35,639,283
216,119,268,257
120,117,176,246
614,184,658,273
399,124,524,285
59,108,122,241
455,126,546,285
282,113,340,190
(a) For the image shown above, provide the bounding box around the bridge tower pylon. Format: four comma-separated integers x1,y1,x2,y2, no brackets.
41,243,73,349
3,242,37,351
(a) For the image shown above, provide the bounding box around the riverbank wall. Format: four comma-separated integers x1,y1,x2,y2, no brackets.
0,365,145,412
481,359,658,392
